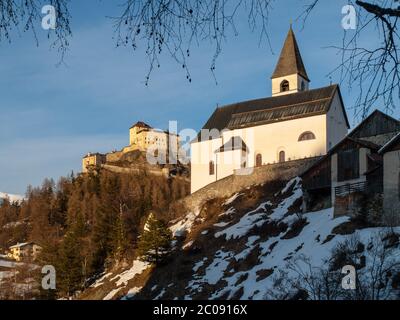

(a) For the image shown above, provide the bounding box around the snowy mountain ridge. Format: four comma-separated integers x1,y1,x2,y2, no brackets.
0,192,25,203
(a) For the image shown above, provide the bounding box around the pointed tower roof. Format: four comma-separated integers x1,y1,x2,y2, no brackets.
271,26,309,81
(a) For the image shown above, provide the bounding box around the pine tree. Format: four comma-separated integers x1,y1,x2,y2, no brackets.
137,214,172,264
56,216,86,297
112,202,129,260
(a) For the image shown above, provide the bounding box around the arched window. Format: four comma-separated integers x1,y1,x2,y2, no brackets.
209,161,215,175
301,81,306,91
298,131,316,141
280,80,289,92
279,151,285,163
255,153,262,167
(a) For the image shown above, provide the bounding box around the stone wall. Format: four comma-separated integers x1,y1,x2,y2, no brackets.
106,151,124,163
182,157,320,212
101,164,169,177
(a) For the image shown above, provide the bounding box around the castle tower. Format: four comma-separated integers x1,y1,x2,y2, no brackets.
271,26,310,96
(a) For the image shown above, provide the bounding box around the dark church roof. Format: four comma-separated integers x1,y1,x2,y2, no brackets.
271,27,309,81
196,84,349,140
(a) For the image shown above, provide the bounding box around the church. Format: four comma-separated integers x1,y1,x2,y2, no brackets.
190,27,350,193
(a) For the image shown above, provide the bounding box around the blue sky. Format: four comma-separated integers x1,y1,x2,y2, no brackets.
0,0,398,194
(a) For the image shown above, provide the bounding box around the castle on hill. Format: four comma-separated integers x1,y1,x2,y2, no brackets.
82,121,181,173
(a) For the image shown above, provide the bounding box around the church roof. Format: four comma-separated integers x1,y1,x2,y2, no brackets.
196,84,349,141
271,27,309,81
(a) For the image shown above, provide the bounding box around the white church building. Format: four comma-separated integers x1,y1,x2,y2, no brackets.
190,27,350,193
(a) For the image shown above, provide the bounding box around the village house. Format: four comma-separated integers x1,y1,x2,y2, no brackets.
190,27,349,193
82,153,107,173
301,110,400,217
82,121,181,172
8,242,42,262
379,132,400,222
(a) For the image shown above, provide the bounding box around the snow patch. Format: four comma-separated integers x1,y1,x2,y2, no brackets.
214,202,271,240
219,207,236,217
214,221,230,228
170,209,200,237
103,288,122,300
91,273,113,288
182,241,194,249
223,193,243,206
111,259,150,287
121,287,142,300
0,192,25,203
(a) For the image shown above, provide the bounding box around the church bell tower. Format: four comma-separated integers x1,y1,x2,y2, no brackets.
271,26,310,97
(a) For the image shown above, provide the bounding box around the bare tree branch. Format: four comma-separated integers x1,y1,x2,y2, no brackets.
111,0,274,85
0,0,72,63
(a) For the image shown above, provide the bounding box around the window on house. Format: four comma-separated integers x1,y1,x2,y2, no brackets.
279,151,285,163
209,161,215,175
298,131,316,141
280,80,289,92
301,81,305,91
256,154,262,167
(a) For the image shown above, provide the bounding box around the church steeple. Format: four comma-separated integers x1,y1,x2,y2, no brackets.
271,26,310,96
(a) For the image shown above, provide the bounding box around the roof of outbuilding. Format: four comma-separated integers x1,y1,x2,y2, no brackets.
300,136,380,177
378,131,400,154
271,27,309,81
196,84,349,140
349,110,400,139
9,242,31,249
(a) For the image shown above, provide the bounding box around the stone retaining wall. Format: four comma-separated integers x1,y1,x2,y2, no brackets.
181,157,320,212
101,164,169,177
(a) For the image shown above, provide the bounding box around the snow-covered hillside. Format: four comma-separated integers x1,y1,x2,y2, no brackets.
81,178,400,300
0,192,24,203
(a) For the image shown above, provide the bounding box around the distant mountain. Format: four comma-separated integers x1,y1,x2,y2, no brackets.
0,192,25,203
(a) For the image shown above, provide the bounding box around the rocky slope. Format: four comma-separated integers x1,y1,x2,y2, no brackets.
80,177,400,300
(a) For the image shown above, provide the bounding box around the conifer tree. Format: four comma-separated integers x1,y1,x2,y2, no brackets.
137,214,172,264
56,217,85,297
112,202,129,260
